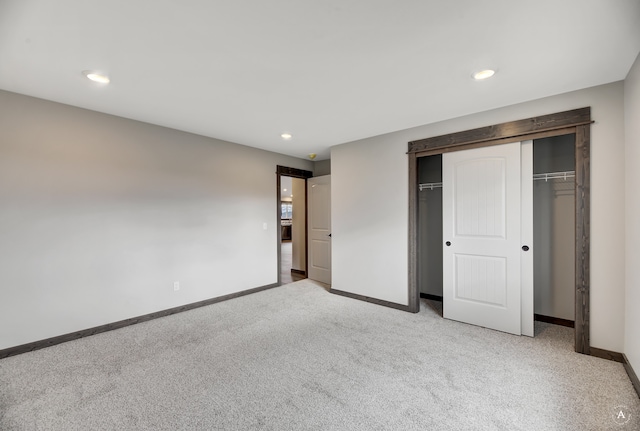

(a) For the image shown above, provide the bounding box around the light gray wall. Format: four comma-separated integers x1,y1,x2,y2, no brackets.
533,135,575,320
313,159,331,177
332,82,626,352
332,132,408,305
625,53,640,373
0,90,312,350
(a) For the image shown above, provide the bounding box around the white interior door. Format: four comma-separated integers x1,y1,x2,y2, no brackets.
443,141,532,336
308,175,331,284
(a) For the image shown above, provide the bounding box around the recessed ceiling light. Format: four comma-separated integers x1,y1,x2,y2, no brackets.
472,69,496,80
82,70,110,84
281,133,292,140
283,188,287,192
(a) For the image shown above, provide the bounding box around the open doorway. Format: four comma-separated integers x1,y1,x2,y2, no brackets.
280,175,307,284
276,166,313,285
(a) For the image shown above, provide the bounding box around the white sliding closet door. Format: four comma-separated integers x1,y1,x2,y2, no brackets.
442,141,533,336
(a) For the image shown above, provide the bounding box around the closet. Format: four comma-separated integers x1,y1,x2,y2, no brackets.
407,108,591,351
416,133,576,335
532,135,575,325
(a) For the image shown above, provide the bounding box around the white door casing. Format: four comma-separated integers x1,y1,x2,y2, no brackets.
443,141,532,336
308,175,331,284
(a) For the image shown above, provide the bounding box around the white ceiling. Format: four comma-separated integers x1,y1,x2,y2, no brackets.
1,1,639,161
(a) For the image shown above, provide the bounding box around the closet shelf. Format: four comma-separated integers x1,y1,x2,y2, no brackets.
533,171,575,182
418,182,443,191
419,171,576,191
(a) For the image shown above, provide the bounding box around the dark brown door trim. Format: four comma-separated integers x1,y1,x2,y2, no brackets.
407,107,591,355
408,108,591,154
276,166,313,285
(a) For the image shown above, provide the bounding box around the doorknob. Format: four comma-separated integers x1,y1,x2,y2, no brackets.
328,233,332,237
522,245,530,251
446,241,451,246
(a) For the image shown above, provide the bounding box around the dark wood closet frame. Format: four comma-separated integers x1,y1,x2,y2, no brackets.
276,166,313,285
407,107,592,355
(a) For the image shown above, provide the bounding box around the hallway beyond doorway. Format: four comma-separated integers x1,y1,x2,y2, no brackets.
280,241,305,284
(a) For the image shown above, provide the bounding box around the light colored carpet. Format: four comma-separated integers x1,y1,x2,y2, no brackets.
1,279,638,430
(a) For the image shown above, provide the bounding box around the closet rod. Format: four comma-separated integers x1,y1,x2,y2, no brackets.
533,170,575,182
418,182,442,191
419,170,576,191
